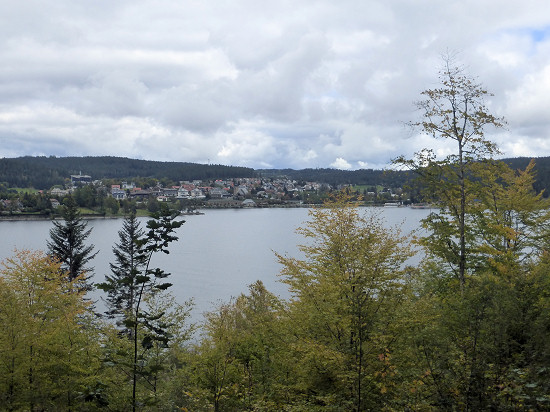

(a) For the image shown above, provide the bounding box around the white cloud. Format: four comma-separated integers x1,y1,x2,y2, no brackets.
215,122,277,167
331,157,352,170
505,65,550,126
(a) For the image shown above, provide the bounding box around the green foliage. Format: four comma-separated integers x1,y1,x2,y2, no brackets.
2,174,550,410
98,211,148,328
4,61,550,411
259,167,414,189
392,57,550,411
100,291,194,410
104,195,120,214
47,195,97,285
98,204,185,410
394,56,505,286
73,185,98,208
276,194,413,410
0,250,103,410
187,281,285,412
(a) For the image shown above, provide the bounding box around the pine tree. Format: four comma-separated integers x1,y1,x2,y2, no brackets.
47,195,97,286
100,211,148,328
97,204,185,410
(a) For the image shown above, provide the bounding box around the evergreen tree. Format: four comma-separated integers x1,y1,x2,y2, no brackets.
97,204,185,410
100,211,147,329
47,195,97,285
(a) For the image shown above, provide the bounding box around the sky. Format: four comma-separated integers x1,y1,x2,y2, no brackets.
0,1,549,170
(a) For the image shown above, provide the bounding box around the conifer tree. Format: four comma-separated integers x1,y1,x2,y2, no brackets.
47,195,97,285
100,211,147,328
98,204,184,410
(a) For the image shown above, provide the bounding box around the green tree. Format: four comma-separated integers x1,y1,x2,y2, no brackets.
122,198,138,214
98,204,184,411
0,250,103,410
276,194,412,411
73,184,97,208
47,195,97,285
101,291,194,410
394,55,504,287
194,301,246,411
104,195,120,215
469,159,550,270
394,58,550,410
190,281,284,411
99,211,147,330
147,196,160,213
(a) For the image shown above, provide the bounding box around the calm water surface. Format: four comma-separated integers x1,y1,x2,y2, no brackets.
0,207,431,320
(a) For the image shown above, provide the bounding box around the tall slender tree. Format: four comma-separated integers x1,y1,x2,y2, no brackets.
98,204,184,410
100,211,147,330
394,54,505,287
47,195,97,286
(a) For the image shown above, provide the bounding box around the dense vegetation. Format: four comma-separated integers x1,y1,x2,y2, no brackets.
257,167,414,188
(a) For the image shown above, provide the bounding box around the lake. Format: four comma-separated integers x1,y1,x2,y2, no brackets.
0,207,431,321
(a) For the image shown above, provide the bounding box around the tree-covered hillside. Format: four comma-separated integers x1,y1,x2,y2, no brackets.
258,167,414,188
0,156,255,189
261,157,550,196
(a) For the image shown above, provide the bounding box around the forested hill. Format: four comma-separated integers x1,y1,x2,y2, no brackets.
1,155,550,192
257,167,414,188
0,156,254,189
3,156,415,190
261,156,550,194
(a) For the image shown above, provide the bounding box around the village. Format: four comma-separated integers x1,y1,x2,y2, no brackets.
71,173,401,207
1,172,405,216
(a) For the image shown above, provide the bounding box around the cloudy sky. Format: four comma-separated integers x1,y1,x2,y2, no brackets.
0,1,549,170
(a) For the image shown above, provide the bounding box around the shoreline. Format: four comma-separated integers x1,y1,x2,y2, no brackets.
0,204,422,221
0,211,207,221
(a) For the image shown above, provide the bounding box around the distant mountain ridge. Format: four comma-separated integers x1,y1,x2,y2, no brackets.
0,155,548,193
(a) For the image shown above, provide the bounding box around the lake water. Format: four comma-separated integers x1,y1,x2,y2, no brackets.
0,207,431,321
